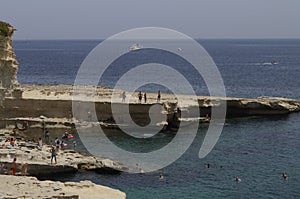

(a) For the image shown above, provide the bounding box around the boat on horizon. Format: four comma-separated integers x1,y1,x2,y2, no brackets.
262,61,279,66
271,61,279,65
129,43,142,51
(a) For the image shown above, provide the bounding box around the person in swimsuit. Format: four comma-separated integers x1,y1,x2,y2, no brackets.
51,146,57,164
157,90,161,102
11,158,17,175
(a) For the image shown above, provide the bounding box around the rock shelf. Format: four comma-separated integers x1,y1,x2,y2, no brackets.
0,174,126,199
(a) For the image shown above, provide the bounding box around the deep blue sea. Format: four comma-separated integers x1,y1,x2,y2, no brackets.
14,39,300,198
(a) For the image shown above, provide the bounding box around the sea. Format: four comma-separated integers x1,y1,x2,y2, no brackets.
14,39,300,198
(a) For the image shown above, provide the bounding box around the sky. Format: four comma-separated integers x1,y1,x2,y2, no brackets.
1,0,300,40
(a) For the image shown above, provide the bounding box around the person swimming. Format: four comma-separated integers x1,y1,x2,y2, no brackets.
234,177,241,182
282,172,288,180
159,173,164,180
204,163,210,168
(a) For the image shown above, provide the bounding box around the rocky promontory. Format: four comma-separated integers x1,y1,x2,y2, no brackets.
1,21,300,132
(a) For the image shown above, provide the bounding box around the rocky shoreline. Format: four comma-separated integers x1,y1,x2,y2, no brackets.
0,127,131,176
1,20,300,199
0,175,126,199
0,126,128,198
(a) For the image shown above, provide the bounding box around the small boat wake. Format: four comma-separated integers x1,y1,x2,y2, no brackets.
262,61,279,66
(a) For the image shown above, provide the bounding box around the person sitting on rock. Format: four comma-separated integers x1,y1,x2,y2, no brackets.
20,163,28,176
61,132,69,139
38,138,43,149
10,138,15,147
60,140,66,149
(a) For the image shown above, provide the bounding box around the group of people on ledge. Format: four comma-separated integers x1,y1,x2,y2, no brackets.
121,90,161,103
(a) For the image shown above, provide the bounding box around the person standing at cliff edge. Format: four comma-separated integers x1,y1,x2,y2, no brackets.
138,91,142,103
144,93,147,103
157,90,161,102
122,91,126,102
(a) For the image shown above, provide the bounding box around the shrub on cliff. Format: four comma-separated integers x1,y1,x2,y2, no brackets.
0,21,15,37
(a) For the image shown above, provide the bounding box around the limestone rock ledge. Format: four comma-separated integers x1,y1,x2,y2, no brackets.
16,84,300,119
0,174,126,199
0,139,129,176
198,96,300,117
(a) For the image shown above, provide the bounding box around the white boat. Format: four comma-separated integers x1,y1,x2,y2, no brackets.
263,61,279,66
129,43,141,51
271,61,279,65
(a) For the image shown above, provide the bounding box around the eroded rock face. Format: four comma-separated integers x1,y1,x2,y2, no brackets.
0,21,20,106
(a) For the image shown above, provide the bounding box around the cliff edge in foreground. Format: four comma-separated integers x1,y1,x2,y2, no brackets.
0,175,126,199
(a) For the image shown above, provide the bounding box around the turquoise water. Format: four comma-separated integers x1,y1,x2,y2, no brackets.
15,39,300,198
43,114,300,198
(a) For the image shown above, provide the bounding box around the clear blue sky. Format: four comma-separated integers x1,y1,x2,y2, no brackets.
1,0,300,40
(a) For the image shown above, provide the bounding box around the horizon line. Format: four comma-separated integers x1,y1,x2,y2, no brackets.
12,37,300,41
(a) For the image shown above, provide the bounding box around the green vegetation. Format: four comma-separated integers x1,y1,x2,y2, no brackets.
0,21,14,37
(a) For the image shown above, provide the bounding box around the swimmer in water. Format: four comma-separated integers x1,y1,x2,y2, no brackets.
204,163,210,168
234,177,241,182
159,173,164,180
282,172,288,180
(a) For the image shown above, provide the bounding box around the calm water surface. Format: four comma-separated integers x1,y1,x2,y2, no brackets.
14,39,300,198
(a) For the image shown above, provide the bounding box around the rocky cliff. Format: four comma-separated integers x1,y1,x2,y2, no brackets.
0,21,21,107
1,21,300,131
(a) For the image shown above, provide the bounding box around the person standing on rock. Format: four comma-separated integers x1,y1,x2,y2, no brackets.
44,129,50,144
144,93,147,103
14,122,19,130
54,137,61,152
73,141,77,150
11,158,17,175
157,90,161,102
122,91,126,102
41,120,46,132
50,146,57,164
87,111,92,122
138,91,142,103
